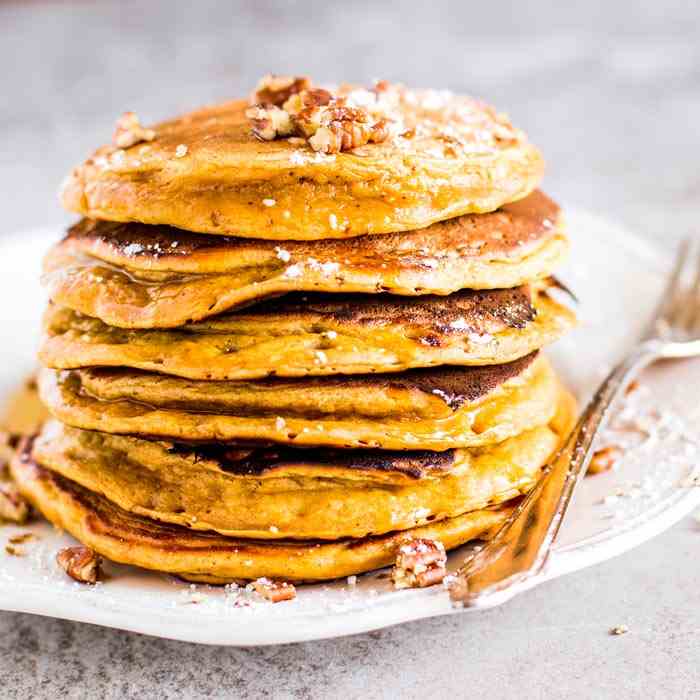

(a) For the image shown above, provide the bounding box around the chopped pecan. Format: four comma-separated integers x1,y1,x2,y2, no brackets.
0,482,30,524
391,537,447,589
373,79,392,94
252,74,311,107
293,98,390,154
252,577,296,603
245,105,295,141
587,445,623,475
283,88,333,119
625,380,640,396
56,545,101,584
308,114,390,154
112,111,156,149
8,532,35,545
246,76,394,153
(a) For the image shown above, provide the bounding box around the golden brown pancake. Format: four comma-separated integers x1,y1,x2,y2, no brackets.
40,285,575,380
60,90,544,241
43,191,567,328
38,353,560,450
11,447,513,583
29,388,574,540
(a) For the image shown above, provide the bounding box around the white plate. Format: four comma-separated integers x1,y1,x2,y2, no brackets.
1,210,699,646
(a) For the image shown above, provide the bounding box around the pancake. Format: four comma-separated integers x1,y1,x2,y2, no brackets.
29,389,574,540
38,353,560,450
60,85,544,241
40,284,575,380
43,191,567,329
10,447,512,583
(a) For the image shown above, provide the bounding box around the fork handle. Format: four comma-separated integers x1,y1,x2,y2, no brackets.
449,341,660,606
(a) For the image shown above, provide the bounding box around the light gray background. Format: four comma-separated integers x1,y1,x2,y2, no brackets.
1,1,699,697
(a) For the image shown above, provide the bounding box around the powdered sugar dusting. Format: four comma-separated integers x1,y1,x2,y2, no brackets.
274,246,291,263
589,383,700,523
282,263,302,279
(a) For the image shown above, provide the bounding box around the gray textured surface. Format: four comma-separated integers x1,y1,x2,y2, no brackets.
1,1,699,697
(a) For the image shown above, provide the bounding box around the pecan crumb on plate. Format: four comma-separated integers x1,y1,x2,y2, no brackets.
587,445,623,475
252,577,296,603
8,532,35,545
0,482,30,524
391,537,447,589
56,545,102,584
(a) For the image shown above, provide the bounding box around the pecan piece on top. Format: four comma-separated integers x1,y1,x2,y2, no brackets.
282,88,333,118
253,74,311,107
309,114,390,155
56,545,102,584
112,111,156,149
245,76,394,152
587,445,623,475
290,93,391,154
391,537,447,589
0,482,30,524
245,105,295,141
252,577,296,603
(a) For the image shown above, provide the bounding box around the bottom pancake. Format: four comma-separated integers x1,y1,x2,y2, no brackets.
10,450,511,583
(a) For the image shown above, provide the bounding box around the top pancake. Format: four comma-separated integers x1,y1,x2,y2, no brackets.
60,85,544,240
43,190,567,328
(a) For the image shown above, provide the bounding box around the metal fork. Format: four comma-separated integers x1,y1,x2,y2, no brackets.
449,237,700,606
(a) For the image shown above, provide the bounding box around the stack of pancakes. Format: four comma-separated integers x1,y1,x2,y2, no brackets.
11,80,576,584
